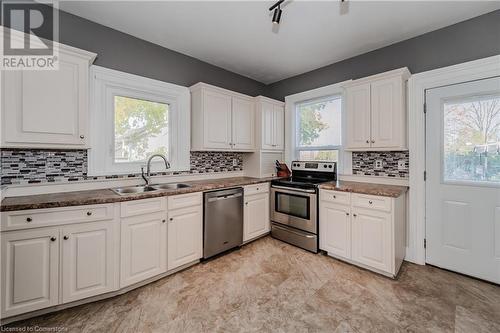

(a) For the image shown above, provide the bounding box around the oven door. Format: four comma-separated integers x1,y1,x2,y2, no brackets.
270,186,317,234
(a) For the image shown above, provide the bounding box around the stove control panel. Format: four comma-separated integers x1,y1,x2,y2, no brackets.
291,161,336,172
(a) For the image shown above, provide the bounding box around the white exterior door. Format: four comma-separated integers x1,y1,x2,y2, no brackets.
232,97,255,150
203,89,232,149
319,203,351,259
1,228,59,318
352,208,391,273
120,212,167,287
167,206,203,271
370,77,403,148
243,193,270,242
61,221,118,303
273,105,285,150
346,83,371,149
426,77,500,284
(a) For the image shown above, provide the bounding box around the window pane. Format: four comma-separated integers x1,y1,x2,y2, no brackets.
443,95,500,183
299,150,338,162
114,96,169,163
297,97,341,147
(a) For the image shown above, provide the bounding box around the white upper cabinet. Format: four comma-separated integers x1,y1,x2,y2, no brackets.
232,97,255,150
1,43,96,149
191,83,255,151
255,96,285,151
345,68,410,150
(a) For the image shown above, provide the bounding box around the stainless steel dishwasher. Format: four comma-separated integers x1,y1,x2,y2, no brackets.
203,187,243,259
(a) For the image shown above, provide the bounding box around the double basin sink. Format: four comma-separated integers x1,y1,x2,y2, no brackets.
112,183,191,195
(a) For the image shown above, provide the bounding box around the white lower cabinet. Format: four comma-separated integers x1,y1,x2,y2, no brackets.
1,228,60,318
167,206,203,271
61,220,119,303
319,202,351,260
120,211,167,287
319,189,406,277
243,183,270,242
351,208,392,273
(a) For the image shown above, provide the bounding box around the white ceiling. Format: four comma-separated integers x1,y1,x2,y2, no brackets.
60,1,500,84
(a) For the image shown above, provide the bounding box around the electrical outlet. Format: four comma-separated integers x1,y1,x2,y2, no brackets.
232,158,238,167
398,160,407,170
374,159,383,169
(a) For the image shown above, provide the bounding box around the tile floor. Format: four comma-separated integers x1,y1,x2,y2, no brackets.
4,236,500,332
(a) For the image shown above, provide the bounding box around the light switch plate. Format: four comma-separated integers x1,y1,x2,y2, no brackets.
374,159,383,169
232,158,238,167
398,160,407,170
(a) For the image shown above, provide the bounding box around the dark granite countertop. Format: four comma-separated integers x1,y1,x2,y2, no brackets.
319,180,408,198
1,176,277,212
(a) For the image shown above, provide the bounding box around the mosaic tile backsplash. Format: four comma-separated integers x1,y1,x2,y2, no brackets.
352,151,409,178
0,149,243,185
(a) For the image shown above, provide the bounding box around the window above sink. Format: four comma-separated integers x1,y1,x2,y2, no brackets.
88,66,190,176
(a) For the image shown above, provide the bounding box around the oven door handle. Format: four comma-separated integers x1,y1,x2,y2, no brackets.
271,185,316,194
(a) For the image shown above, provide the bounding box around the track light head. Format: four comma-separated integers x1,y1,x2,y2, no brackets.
272,6,282,24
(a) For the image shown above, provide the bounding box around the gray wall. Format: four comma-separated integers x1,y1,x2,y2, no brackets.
57,9,267,97
265,10,500,101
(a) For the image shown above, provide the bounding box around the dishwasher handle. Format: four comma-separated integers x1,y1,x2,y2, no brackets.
207,192,242,202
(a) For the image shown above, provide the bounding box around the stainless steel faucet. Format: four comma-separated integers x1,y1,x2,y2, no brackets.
141,154,170,185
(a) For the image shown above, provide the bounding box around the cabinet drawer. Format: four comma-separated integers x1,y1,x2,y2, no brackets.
244,183,269,196
320,190,350,205
168,192,202,210
120,197,166,217
1,204,115,231
352,194,392,212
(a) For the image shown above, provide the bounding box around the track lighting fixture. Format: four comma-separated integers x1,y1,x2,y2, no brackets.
269,0,284,25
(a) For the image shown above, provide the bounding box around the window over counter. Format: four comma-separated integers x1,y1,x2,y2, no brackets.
295,95,342,163
89,66,190,175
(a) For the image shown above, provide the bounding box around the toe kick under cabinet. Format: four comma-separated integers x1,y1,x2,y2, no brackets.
319,190,406,278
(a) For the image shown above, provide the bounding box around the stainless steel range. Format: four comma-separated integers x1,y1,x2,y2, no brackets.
270,161,337,253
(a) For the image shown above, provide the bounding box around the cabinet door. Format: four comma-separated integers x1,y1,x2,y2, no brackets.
261,101,275,150
2,54,88,148
273,105,285,150
1,228,59,318
167,206,203,271
61,221,118,303
202,89,232,149
346,84,371,149
120,212,167,287
351,208,392,273
243,192,270,242
232,97,255,150
319,202,351,259
371,77,405,148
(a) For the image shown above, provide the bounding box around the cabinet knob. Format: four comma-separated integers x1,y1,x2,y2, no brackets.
162,219,166,223
346,212,350,216
353,214,357,217
26,217,32,222
371,140,375,143
80,135,85,139
333,195,336,199
86,211,92,216
169,217,173,221
63,235,69,240
50,237,57,242
245,202,248,205
368,200,373,204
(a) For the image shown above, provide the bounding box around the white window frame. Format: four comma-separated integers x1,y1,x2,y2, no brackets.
284,80,352,174
89,66,190,176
